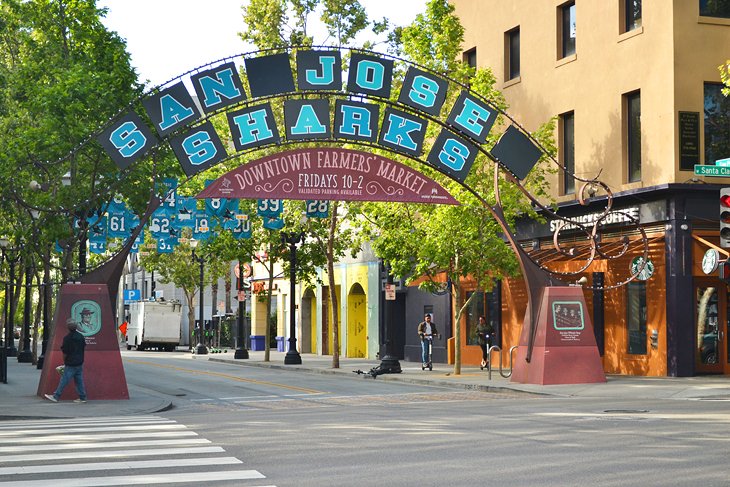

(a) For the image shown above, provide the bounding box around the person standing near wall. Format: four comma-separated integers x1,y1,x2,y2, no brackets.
476,315,494,370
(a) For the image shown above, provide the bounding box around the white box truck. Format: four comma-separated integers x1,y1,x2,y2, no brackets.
126,300,182,351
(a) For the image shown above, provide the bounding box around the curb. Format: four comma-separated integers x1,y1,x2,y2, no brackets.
208,357,548,397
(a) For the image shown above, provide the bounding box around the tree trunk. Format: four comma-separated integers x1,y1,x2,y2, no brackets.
328,201,340,368
185,288,195,350
224,271,232,314
452,284,478,376
264,247,275,362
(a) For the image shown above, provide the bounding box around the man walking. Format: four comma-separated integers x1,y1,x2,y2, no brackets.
45,318,87,403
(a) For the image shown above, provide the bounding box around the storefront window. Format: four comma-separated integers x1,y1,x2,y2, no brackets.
627,282,647,354
466,289,500,345
466,291,485,345
696,287,719,365
704,83,730,165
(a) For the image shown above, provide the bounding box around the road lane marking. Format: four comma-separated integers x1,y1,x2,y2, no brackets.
0,446,225,464
0,457,242,475
126,358,324,394
0,438,211,453
0,431,198,445
0,424,188,437
0,417,172,430
0,470,268,486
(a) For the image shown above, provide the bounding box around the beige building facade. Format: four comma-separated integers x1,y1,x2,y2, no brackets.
450,0,730,376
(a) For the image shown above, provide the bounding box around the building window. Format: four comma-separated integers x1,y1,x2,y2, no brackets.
627,282,647,355
704,83,730,165
561,111,575,194
464,48,477,69
624,0,642,32
626,91,641,182
700,0,730,18
506,27,520,80
560,1,576,58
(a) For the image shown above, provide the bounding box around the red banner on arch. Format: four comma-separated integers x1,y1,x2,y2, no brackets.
196,148,459,205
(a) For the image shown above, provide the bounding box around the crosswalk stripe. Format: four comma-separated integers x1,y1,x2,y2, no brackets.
0,424,187,437
0,470,269,486
0,438,211,453
0,416,272,486
0,446,225,464
0,457,242,475
0,416,164,428
0,430,198,445
0,419,176,431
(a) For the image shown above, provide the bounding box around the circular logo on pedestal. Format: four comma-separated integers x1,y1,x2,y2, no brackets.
70,300,102,337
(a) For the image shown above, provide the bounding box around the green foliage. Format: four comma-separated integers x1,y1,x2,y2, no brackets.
721,60,730,97
399,0,464,73
0,0,143,277
360,0,556,373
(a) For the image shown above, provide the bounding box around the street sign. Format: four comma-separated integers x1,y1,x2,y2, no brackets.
235,262,252,278
716,157,730,167
237,290,246,301
694,164,730,177
385,283,396,301
123,289,141,304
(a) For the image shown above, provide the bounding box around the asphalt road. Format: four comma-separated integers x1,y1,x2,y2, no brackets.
134,352,730,486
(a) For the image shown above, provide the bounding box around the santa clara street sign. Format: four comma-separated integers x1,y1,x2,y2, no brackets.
694,164,730,177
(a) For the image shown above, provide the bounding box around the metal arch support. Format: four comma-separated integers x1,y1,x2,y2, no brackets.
79,193,162,310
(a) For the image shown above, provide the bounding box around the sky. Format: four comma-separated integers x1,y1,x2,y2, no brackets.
98,0,429,88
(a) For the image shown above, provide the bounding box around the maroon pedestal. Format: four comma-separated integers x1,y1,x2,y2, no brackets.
37,283,129,400
511,286,606,385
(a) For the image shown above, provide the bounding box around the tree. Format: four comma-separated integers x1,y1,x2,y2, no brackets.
362,0,555,374
239,0,377,367
0,0,143,352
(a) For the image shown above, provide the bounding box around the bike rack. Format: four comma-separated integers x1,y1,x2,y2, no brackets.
487,345,518,380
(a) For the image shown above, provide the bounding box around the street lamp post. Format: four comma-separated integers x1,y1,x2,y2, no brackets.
0,238,18,358
281,232,303,365
37,250,51,369
235,259,249,359
377,265,402,374
16,261,34,363
190,239,208,355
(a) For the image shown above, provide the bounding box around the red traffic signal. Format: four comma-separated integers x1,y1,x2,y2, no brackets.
722,188,730,248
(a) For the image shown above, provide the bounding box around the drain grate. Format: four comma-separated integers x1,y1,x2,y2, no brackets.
603,409,649,414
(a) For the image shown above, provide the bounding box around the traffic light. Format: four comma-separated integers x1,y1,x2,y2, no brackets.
721,188,730,248
721,260,730,284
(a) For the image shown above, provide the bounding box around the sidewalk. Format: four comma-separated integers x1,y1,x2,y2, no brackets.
3,349,730,420
0,354,173,420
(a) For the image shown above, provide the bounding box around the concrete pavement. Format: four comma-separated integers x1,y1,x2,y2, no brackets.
3,348,730,420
